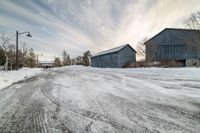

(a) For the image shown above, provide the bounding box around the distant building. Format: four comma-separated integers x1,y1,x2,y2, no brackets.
91,44,136,68
38,61,54,69
145,28,200,66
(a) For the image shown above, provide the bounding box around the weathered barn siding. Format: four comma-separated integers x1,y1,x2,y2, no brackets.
146,45,197,61
118,46,136,67
91,52,118,68
91,44,136,68
145,28,200,63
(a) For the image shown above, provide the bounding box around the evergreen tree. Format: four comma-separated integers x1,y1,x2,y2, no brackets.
0,46,5,66
54,57,62,67
82,51,91,66
66,54,71,65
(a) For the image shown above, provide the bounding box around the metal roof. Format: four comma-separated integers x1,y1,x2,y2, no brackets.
92,44,136,57
145,28,200,45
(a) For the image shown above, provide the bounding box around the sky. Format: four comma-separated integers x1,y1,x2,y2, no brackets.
0,0,200,61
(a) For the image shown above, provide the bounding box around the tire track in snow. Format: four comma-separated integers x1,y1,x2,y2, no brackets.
40,72,153,133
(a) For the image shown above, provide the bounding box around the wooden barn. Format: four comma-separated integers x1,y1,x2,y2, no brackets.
145,28,200,66
91,44,136,68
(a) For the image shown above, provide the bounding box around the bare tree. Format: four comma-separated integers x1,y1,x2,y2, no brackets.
7,44,15,70
27,48,36,68
62,50,72,66
21,42,28,67
185,11,200,29
136,37,148,60
0,32,13,71
62,50,67,66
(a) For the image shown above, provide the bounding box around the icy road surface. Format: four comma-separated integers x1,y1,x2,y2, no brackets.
0,66,200,133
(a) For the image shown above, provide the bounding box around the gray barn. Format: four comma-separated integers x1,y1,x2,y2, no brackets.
145,28,200,66
91,44,136,68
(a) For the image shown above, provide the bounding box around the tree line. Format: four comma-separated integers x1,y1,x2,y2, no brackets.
0,31,92,70
53,50,92,67
0,32,36,71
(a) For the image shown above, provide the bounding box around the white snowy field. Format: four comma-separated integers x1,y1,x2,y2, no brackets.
0,68,42,90
49,66,200,132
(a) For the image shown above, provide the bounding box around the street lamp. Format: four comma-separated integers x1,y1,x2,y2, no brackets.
16,30,32,70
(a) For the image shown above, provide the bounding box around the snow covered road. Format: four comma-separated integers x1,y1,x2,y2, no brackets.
0,66,200,133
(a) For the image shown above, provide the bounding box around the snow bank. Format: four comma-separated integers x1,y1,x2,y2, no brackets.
0,68,42,90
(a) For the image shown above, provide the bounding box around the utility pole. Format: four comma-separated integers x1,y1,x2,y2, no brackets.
16,30,19,70
15,31,32,70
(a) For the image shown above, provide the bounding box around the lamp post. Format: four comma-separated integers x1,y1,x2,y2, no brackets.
16,30,32,70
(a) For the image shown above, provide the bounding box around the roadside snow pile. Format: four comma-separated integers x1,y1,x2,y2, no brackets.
0,68,42,90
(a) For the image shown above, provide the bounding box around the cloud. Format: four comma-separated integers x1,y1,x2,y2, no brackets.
0,0,199,61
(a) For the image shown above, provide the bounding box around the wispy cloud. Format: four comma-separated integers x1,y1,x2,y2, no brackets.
0,0,199,60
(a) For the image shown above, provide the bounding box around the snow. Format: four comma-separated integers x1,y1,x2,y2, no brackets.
0,66,200,132
0,68,42,90
48,66,200,132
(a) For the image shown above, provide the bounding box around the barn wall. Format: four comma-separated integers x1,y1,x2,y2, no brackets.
118,46,136,67
91,52,118,68
146,45,197,61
